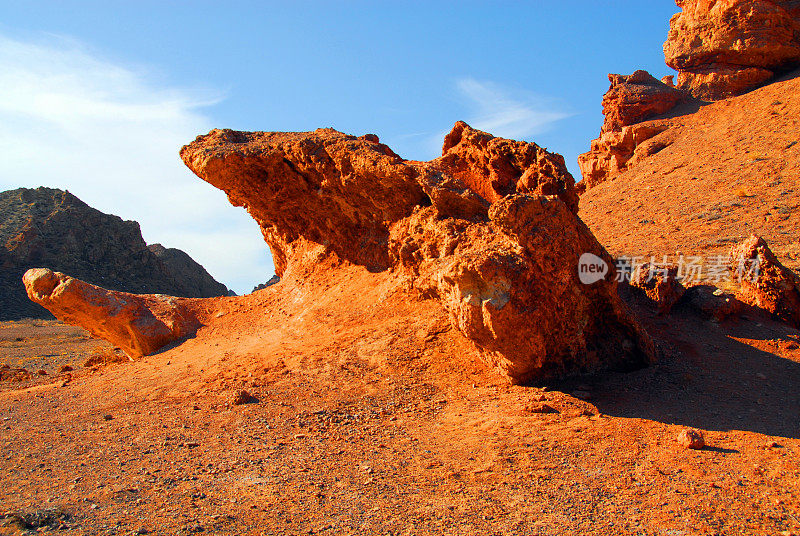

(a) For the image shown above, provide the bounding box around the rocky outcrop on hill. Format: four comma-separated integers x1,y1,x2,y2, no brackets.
664,0,800,100
174,122,655,383
578,71,688,190
148,244,229,298
23,268,200,357
251,275,280,293
728,235,800,327
1,187,230,320
579,69,800,286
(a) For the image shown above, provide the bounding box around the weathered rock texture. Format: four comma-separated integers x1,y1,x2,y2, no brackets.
180,122,655,383
664,0,800,100
1,187,229,320
629,263,686,315
728,235,800,327
23,268,200,358
578,71,687,191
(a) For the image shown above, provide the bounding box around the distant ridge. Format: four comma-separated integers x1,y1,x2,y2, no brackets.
0,186,230,320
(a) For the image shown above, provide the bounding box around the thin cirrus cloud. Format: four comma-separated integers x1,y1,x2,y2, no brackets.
0,33,273,295
456,77,571,139
418,77,571,158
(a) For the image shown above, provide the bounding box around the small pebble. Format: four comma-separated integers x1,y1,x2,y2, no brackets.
677,428,705,449
231,389,254,405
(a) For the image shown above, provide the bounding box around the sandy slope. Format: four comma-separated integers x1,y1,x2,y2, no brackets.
579,70,800,273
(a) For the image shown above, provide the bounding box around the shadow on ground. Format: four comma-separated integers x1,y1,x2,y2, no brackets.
556,300,800,439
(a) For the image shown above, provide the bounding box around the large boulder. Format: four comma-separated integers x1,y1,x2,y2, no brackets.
578,71,686,190
23,268,200,358
180,122,655,383
664,0,800,100
728,235,800,327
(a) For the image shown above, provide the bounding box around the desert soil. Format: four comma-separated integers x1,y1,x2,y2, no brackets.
579,70,800,274
1,260,799,535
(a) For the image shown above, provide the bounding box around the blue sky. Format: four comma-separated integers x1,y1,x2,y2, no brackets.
0,1,679,294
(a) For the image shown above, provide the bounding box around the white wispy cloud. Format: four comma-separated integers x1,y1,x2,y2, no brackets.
414,78,571,158
0,33,273,295
455,77,570,140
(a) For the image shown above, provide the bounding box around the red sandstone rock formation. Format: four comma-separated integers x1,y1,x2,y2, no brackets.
23,268,200,358
578,71,686,191
178,122,655,383
728,235,800,327
27,123,656,383
664,0,800,100
629,263,686,315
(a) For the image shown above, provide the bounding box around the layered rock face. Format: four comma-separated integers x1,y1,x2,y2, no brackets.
23,268,200,358
1,187,230,320
179,122,655,383
664,0,800,100
578,71,687,190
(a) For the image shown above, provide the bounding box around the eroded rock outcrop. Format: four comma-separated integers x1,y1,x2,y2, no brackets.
728,235,800,327
27,123,655,382
664,0,800,100
179,122,655,383
578,71,686,190
23,268,200,358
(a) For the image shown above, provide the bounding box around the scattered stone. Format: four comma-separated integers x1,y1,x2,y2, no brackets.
630,263,686,314
231,389,255,405
684,285,744,321
103,414,113,421
58,365,73,373
677,428,706,449
36,369,48,376
1,508,70,530
0,365,31,382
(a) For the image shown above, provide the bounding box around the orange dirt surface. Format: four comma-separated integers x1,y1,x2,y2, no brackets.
579,70,800,274
1,258,799,535
0,320,111,383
